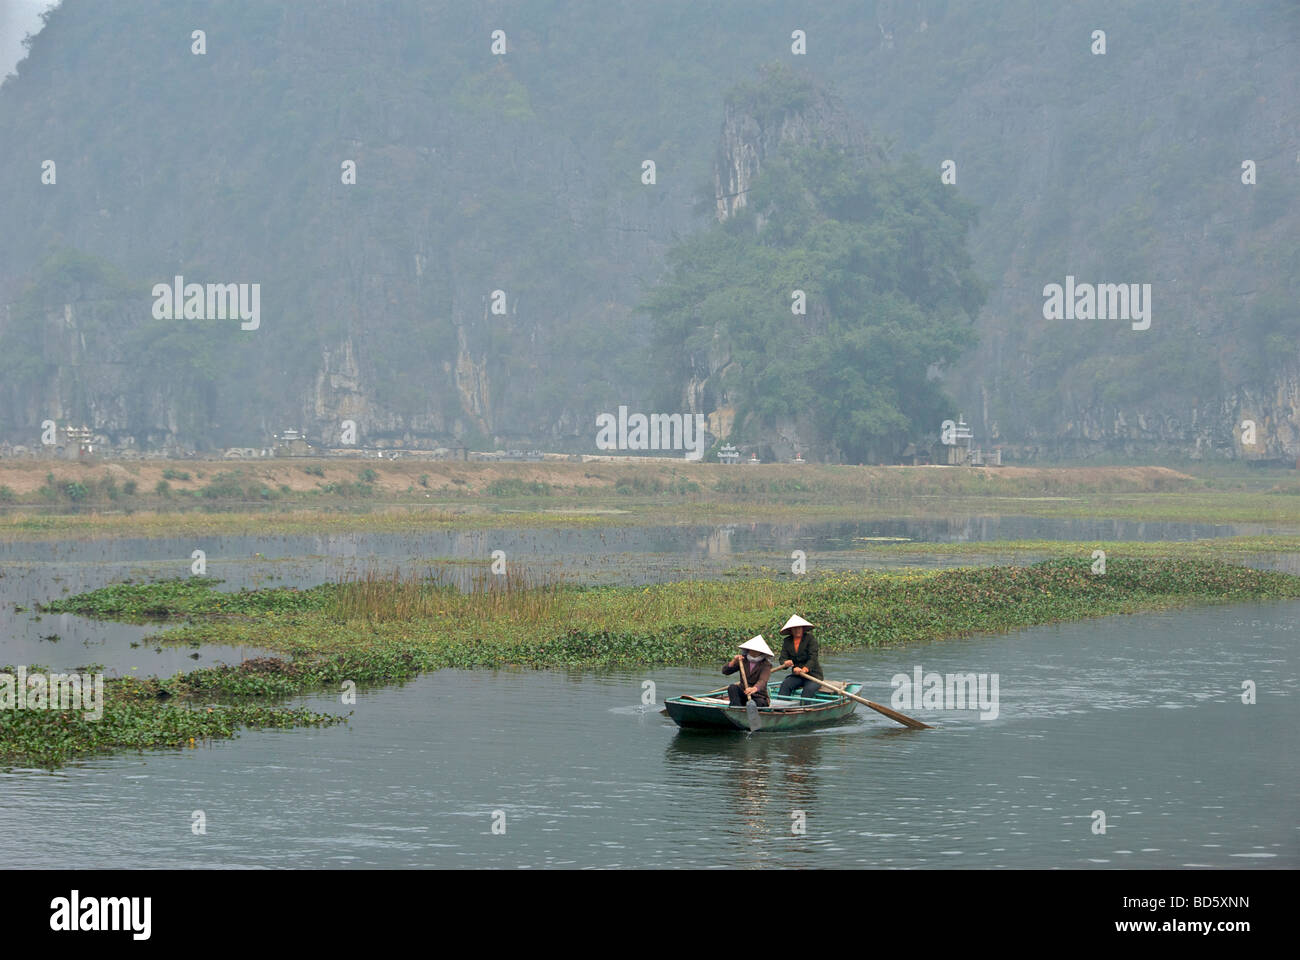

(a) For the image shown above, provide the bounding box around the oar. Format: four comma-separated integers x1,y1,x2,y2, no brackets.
737,657,761,732
802,674,932,730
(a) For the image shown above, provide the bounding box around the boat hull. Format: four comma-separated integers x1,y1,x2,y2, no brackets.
664,681,862,731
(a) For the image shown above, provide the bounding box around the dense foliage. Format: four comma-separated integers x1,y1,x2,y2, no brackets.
644,143,984,460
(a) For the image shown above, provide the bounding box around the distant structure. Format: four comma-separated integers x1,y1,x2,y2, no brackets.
944,416,974,465
717,444,740,464
470,449,543,462
939,416,1001,466
273,428,312,457
63,424,92,457
321,446,465,460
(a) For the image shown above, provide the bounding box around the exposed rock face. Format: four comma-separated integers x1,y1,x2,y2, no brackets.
311,338,364,426
1002,367,1300,463
4,290,196,453
1,3,1294,462
917,4,1300,463
714,82,872,224
453,324,492,437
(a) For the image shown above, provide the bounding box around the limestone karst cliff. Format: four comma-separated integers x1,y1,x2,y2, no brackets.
0,1,1295,460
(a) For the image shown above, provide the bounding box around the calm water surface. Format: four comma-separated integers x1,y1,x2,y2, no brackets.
1,596,1294,868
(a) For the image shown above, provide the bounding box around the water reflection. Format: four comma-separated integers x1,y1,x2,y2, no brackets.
698,525,735,559
665,730,826,861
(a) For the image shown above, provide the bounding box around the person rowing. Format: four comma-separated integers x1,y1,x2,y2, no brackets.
776,614,825,701
723,635,774,707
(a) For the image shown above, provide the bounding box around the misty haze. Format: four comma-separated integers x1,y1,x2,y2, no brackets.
0,0,1295,917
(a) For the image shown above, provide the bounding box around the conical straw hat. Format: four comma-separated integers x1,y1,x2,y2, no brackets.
739,635,774,657
780,614,815,635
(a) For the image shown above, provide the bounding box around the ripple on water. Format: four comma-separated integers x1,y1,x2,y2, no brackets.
1,552,1298,868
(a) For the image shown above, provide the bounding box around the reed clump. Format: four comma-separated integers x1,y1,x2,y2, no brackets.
329,566,568,624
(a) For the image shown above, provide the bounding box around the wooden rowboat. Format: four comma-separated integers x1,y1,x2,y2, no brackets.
664,681,863,731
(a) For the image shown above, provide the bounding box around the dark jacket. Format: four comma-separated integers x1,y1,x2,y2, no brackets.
778,631,823,679
723,655,772,703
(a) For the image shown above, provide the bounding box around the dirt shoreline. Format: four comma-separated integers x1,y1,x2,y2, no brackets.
0,456,1194,497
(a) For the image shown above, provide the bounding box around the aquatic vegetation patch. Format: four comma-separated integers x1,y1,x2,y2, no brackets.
0,664,343,768
54,558,1300,666
46,558,1300,646
39,577,333,620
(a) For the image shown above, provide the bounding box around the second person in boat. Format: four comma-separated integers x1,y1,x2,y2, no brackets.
777,614,827,701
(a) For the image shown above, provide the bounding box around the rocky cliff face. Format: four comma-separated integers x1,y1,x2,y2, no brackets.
0,1,1294,461
906,6,1300,463
8,292,199,454
996,366,1300,463
714,86,871,224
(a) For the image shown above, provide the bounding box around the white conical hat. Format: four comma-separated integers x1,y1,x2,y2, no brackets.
739,635,774,657
780,614,815,634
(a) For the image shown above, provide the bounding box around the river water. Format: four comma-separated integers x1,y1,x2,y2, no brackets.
0,518,1296,868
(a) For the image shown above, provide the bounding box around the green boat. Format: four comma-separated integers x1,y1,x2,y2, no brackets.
664,681,862,731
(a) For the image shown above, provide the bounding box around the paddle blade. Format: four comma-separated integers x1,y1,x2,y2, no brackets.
746,699,762,732
818,678,932,730
861,697,932,730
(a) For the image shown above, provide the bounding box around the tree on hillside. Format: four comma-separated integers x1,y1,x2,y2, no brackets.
643,140,985,463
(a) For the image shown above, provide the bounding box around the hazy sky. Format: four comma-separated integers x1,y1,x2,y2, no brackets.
0,0,57,81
